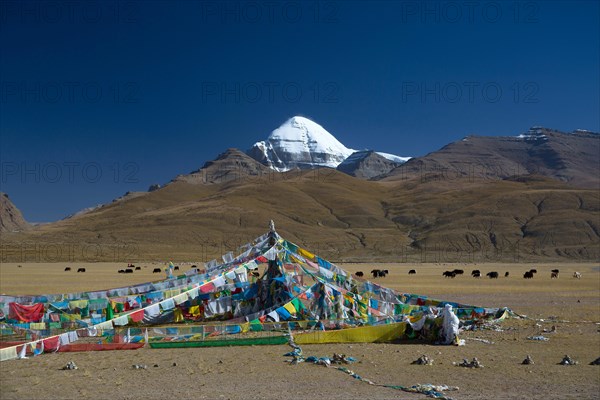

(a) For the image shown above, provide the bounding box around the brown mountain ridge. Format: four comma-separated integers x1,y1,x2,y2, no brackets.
380,127,599,189
0,193,29,233
1,167,598,263
2,127,598,263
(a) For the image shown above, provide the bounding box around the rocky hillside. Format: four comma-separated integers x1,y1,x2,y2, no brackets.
1,167,597,262
337,150,400,179
0,193,29,232
381,127,599,189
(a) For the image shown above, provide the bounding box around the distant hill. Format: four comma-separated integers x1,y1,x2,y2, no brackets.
2,165,597,262
0,193,29,232
337,150,400,179
381,127,599,189
175,148,272,185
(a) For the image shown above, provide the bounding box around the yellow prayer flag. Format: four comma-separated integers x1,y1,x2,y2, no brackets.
240,322,250,333
298,248,315,261
283,302,297,315
173,308,184,323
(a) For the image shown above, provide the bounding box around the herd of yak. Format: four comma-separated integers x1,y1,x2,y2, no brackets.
356,268,580,279
62,265,580,280
61,263,266,278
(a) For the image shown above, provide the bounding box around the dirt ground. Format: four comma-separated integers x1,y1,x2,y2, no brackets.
1,262,599,400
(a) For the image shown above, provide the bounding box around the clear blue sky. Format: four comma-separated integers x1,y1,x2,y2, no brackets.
1,1,599,222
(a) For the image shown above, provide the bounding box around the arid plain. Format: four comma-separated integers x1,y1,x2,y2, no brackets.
1,261,598,400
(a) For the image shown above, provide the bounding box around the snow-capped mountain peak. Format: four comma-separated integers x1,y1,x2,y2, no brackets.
247,116,410,172
247,116,355,171
270,116,354,158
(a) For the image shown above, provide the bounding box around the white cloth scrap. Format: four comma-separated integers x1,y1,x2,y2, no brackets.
95,320,113,330
68,331,79,342
187,287,199,299
263,246,278,261
267,310,280,322
144,303,160,318
160,298,175,311
222,251,234,263
213,275,226,288
0,346,17,361
173,293,188,305
235,267,248,283
319,267,334,279
225,270,236,280
112,315,129,326
59,333,70,346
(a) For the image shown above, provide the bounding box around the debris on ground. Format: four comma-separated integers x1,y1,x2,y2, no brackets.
467,338,494,345
522,355,534,365
283,337,457,399
559,355,578,365
455,357,484,368
542,325,557,333
332,353,355,364
527,335,549,341
132,364,147,369
62,361,78,370
412,355,434,365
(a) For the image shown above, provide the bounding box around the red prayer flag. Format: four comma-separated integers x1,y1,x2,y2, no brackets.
128,309,144,322
43,336,60,352
9,303,45,322
199,282,215,293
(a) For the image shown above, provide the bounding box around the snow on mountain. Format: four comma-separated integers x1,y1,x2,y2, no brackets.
247,116,355,171
376,152,412,163
247,116,409,171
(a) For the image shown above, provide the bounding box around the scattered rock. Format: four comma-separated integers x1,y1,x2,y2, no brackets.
559,355,578,365
457,357,484,368
132,364,147,369
153,364,159,368
412,355,433,365
62,361,78,370
331,353,355,364
172,362,178,367
522,355,534,365
589,357,600,365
